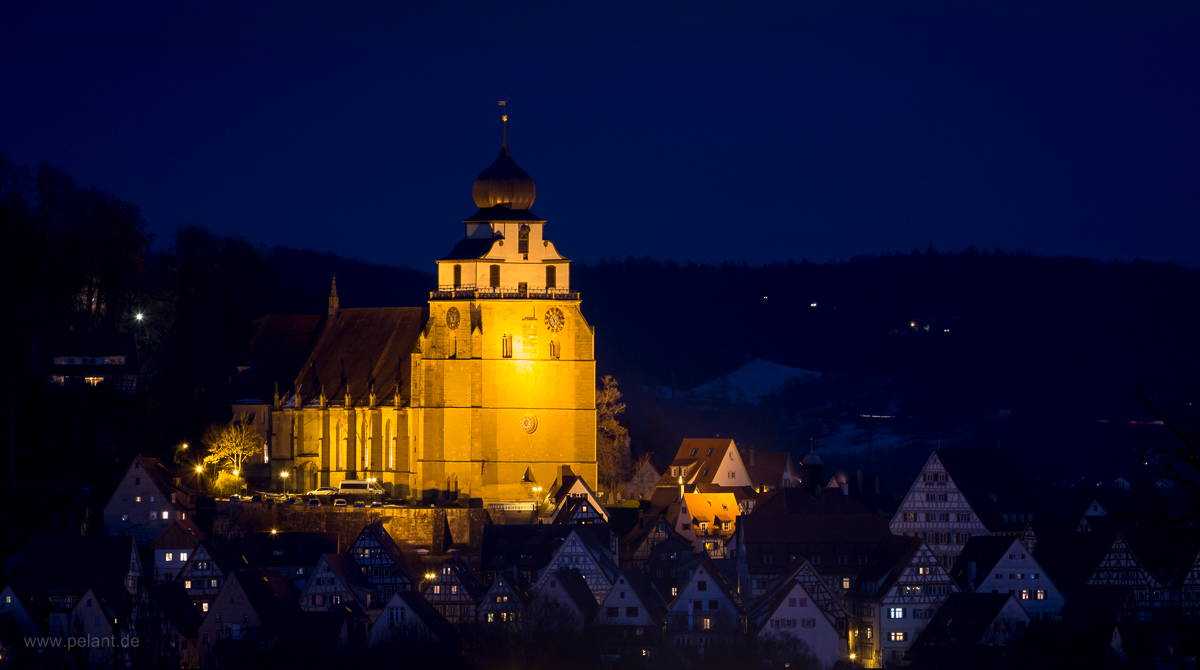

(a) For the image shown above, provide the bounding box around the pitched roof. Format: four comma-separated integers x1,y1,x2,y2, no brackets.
437,237,500,260
915,592,1022,648
934,449,1032,530
292,307,426,407
8,534,138,618
747,578,832,635
235,313,323,401
543,568,599,621
610,570,667,623
152,518,205,551
658,438,740,487
681,492,739,529
858,535,924,596
949,536,1020,591
462,206,546,223
744,450,798,489
232,567,299,630
149,582,202,637
1032,531,1116,597
391,590,458,642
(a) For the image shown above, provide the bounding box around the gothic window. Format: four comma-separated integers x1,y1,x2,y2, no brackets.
502,334,513,358
453,264,462,288
518,224,530,256
546,265,557,289
490,265,501,288
549,339,561,359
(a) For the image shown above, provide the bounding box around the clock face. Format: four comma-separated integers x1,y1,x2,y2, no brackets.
446,307,460,330
520,414,539,434
544,307,565,333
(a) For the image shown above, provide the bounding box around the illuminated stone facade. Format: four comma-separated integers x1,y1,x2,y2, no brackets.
234,134,597,504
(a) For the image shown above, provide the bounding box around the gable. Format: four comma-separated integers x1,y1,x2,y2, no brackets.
884,543,957,601
758,581,839,638
1089,535,1160,589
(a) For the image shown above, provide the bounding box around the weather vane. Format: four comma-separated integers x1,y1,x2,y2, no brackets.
498,99,509,150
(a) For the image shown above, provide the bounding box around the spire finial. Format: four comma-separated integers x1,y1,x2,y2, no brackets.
328,275,339,316
498,99,509,151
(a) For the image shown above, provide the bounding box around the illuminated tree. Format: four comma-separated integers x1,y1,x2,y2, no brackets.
201,421,262,474
596,374,631,498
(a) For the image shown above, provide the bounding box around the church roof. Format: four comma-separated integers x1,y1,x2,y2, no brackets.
463,205,545,222
236,314,323,401
438,237,499,261
472,147,537,210
292,307,425,407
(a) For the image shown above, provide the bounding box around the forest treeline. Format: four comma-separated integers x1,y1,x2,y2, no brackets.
4,154,1199,545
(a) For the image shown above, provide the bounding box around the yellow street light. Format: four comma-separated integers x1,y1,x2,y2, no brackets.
424,571,436,581
194,465,204,474
231,469,240,477
180,442,189,450
280,471,290,479
270,528,278,535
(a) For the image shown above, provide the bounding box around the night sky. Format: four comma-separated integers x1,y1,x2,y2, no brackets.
3,2,1197,267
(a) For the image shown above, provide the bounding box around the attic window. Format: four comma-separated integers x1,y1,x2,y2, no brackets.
690,448,697,457
706,448,712,456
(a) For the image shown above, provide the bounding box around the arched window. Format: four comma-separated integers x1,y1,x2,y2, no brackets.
453,264,462,288
546,265,557,289
490,265,501,288
518,224,530,256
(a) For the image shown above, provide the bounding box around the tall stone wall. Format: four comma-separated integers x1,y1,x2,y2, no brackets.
212,502,487,552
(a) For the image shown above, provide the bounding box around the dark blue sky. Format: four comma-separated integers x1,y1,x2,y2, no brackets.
3,2,1197,267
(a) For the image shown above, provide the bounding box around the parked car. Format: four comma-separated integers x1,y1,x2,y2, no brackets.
369,501,384,508
229,494,243,502
250,494,264,503
332,498,348,507
306,498,321,507
352,500,366,508
283,497,297,505
307,487,338,496
337,480,386,500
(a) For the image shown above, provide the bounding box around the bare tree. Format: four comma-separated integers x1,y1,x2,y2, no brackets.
202,421,262,474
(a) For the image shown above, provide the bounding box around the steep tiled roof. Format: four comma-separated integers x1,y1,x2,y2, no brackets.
149,582,202,637
1032,531,1115,597
857,535,923,597
544,568,599,621
152,518,205,551
292,307,426,407
659,438,739,486
744,450,797,489
915,592,1021,648
233,567,299,631
392,590,458,642
935,449,1032,531
235,313,323,401
949,536,1020,591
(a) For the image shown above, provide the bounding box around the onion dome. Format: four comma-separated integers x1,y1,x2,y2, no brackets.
471,146,537,210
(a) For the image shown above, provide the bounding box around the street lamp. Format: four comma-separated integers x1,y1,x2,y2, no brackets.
194,464,204,474
280,470,290,494
134,312,145,322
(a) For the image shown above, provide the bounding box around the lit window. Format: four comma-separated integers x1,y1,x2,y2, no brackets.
889,631,906,642
1020,589,1031,600
201,602,209,613
1036,590,1046,600
180,552,188,562
888,607,905,619
917,567,931,575
842,577,851,589
165,552,174,562
162,511,170,520
671,587,678,597
209,579,218,588
701,617,712,630
134,496,142,503
433,585,441,594
184,581,192,589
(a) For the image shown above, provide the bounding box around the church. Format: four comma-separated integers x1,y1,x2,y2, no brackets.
232,117,597,504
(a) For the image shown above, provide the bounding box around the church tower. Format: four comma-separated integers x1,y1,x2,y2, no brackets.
410,109,598,501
